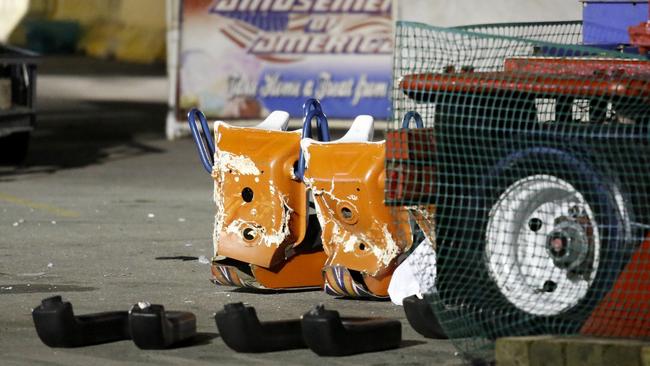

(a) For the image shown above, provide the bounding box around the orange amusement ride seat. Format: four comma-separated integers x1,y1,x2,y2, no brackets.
299,114,413,299
188,106,326,290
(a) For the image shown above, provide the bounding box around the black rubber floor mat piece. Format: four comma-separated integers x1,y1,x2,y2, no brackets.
215,302,306,352
301,304,402,356
129,302,197,349
403,295,448,339
32,296,131,347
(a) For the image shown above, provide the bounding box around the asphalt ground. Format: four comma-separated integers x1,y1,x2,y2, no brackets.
0,57,463,365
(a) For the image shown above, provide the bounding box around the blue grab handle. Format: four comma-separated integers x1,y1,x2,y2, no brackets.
401,111,424,129
303,98,323,117
187,108,215,174
302,98,329,140
296,101,330,181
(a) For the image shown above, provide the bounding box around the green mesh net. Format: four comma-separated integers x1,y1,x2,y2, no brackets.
386,21,650,363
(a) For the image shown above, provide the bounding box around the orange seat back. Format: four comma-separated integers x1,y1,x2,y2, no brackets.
213,123,308,269
301,139,412,297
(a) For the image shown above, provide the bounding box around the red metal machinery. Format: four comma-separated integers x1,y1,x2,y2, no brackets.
392,55,650,338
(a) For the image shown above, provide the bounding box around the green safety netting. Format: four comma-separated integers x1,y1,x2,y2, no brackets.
386,20,650,362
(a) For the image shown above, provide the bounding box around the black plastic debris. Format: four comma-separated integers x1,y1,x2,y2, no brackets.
32,296,130,347
215,302,306,352
129,302,197,349
402,295,448,339
301,304,402,356
32,296,197,349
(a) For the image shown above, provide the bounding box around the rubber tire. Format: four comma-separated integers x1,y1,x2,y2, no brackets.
435,147,630,339
0,132,30,165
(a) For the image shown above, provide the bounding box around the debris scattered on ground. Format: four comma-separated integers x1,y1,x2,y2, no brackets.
147,213,155,218
178,217,186,222
47,263,54,268
198,255,210,264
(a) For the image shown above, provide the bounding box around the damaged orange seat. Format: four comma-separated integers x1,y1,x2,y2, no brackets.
207,110,326,290
300,116,412,299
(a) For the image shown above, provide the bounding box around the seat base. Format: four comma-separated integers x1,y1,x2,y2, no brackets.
211,250,327,290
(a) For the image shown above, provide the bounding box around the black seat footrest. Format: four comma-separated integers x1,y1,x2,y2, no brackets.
129,302,197,349
215,302,306,352
32,296,130,347
403,295,448,339
301,304,402,356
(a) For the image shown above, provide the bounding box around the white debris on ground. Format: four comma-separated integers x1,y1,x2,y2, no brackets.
388,238,437,305
198,255,210,264
147,213,155,218
47,263,54,268
178,217,186,222
17,272,45,277
51,220,56,225
1,286,13,290
185,242,193,247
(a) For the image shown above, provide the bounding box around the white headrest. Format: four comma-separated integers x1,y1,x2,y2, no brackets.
255,110,290,131
336,115,374,142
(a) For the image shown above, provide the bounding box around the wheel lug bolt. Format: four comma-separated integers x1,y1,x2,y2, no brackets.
542,280,557,293
528,218,543,232
569,205,582,217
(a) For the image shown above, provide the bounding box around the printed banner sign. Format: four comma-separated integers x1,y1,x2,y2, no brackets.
178,0,394,119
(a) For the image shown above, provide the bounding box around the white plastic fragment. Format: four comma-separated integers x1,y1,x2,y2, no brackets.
147,213,155,218
47,263,53,268
388,238,437,305
137,301,151,310
198,255,210,264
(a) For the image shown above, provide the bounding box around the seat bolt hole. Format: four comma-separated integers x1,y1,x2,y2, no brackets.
242,228,256,241
542,280,557,293
341,207,353,219
242,187,254,202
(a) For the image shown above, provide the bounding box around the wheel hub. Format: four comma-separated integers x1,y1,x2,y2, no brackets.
546,219,591,273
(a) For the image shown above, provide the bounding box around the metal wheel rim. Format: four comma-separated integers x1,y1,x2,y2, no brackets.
485,174,601,316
